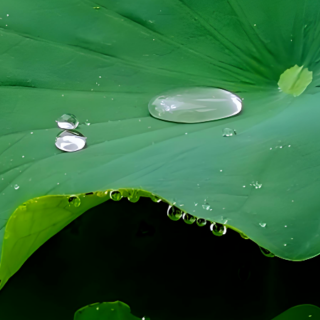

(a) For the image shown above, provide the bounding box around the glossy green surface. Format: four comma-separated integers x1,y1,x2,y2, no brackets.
74,301,143,320
272,304,320,320
1,0,320,290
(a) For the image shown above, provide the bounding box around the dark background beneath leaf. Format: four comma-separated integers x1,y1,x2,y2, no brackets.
0,197,319,320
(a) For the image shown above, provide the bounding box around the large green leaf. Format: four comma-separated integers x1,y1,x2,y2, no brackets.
1,0,320,290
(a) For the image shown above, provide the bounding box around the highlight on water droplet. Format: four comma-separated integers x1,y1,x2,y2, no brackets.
167,205,183,221
222,128,237,137
55,113,79,129
259,222,267,228
55,130,87,152
148,87,242,123
196,218,207,227
14,184,19,190
202,204,211,210
210,222,227,236
84,119,91,126
182,212,196,225
110,190,123,201
253,181,262,189
68,195,81,207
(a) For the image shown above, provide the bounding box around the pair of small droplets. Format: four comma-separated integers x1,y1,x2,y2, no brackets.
167,205,227,236
55,113,89,152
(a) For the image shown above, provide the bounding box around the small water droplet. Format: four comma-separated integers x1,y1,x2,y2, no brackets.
30,132,33,134
259,222,267,227
99,76,102,78
196,218,207,227
20,204,27,211
57,182,59,185
14,184,19,190
202,204,211,210
96,190,108,197
253,24,256,26
270,148,272,150
150,194,161,203
148,87,242,123
55,113,79,129
68,195,81,207
222,128,237,137
55,130,87,152
288,145,291,147
85,119,91,126
182,212,196,224
253,181,262,189
96,307,99,310
167,205,182,221
280,146,283,148
220,170,223,172
210,222,227,236
284,225,287,227
185,132,188,135
284,243,287,246
259,246,275,257
240,233,249,240
110,190,123,201
243,185,246,188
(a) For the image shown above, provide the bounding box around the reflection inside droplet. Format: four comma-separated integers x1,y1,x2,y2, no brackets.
56,113,79,129
148,87,242,123
55,130,87,152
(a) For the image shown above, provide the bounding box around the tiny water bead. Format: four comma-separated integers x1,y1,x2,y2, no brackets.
196,218,207,227
55,130,87,152
210,222,227,236
182,212,196,224
259,222,267,227
84,119,91,126
148,87,242,123
68,195,81,207
150,194,162,203
167,205,183,221
240,233,249,239
110,190,123,201
222,128,237,137
55,113,79,129
253,181,262,189
14,184,19,190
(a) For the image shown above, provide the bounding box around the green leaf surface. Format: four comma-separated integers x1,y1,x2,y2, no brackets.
272,304,320,320
1,0,320,290
74,301,143,320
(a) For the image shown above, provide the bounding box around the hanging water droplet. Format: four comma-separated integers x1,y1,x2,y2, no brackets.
253,181,262,189
196,218,207,227
55,113,79,129
96,190,108,197
68,195,81,207
240,233,249,240
150,194,161,203
222,128,237,137
210,222,227,236
259,246,275,258
128,189,140,203
148,87,242,123
55,130,87,152
259,222,267,227
167,205,183,221
110,190,123,201
14,184,19,190
182,212,196,224
84,119,91,126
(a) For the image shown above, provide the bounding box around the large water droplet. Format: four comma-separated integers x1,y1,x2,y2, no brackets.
182,213,196,224
68,195,81,207
148,87,242,123
55,130,87,152
128,189,140,203
196,218,207,227
167,205,183,221
14,184,19,190
56,113,79,129
110,190,123,201
222,128,237,137
210,222,227,236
